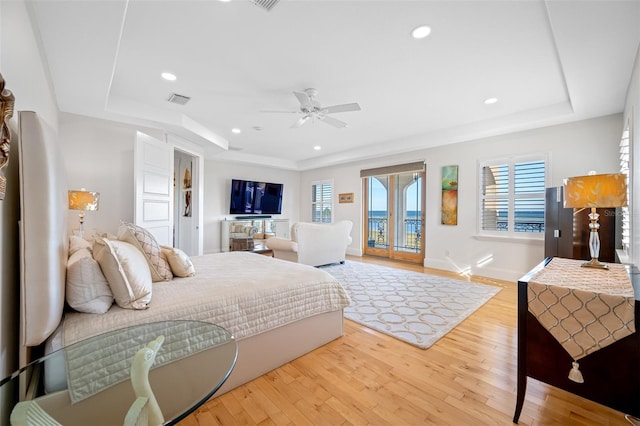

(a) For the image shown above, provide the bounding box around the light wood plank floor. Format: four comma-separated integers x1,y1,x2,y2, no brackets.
180,256,631,425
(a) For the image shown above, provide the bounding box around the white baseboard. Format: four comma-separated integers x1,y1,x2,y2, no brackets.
424,257,525,282
346,247,362,257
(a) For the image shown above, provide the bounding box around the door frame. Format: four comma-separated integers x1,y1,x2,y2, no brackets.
167,134,204,256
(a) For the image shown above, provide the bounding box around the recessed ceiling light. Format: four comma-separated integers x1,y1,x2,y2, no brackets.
231,128,241,134
314,146,321,151
161,72,177,81
411,25,431,39
484,97,498,105
218,0,232,2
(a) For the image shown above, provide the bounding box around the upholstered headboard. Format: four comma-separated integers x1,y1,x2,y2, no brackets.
18,111,68,350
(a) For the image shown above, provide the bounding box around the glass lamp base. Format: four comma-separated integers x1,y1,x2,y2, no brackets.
581,258,609,270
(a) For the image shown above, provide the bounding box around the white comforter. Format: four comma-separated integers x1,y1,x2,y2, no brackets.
62,251,351,346
59,252,351,403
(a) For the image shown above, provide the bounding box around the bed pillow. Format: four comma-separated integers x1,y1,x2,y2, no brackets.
66,248,113,314
69,235,92,255
117,222,172,282
94,238,152,310
160,246,196,277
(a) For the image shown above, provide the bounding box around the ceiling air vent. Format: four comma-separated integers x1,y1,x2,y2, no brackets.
167,93,191,105
250,0,279,12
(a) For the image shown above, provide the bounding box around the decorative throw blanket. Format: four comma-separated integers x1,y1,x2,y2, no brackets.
528,257,636,383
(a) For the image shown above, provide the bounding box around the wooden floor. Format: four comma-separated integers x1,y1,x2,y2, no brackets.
180,256,631,426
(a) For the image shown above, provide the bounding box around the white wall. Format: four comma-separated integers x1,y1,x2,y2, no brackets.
58,113,139,235
203,160,300,254
301,114,623,281
0,0,59,420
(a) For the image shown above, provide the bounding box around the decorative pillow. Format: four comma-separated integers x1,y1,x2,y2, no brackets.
117,222,172,282
160,246,196,277
72,229,118,246
94,238,152,310
69,235,92,255
66,248,113,314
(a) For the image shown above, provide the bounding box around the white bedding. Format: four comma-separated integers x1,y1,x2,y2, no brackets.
61,252,350,346
54,252,350,402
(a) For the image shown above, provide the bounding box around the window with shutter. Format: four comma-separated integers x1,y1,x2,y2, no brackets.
479,155,547,237
312,181,333,223
620,126,630,257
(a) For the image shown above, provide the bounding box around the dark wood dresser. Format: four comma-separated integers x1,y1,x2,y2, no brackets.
513,258,640,423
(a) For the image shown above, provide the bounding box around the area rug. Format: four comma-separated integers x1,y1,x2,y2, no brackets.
321,261,501,349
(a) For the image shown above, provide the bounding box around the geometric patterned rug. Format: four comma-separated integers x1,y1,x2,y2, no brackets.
321,261,501,349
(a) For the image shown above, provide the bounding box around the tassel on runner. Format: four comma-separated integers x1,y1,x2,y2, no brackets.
568,361,584,383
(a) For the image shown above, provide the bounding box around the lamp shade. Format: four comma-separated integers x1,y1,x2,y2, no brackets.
68,190,100,211
563,173,627,208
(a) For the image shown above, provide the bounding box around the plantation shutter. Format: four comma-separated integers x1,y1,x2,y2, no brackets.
480,157,546,234
513,160,545,233
312,181,333,223
620,127,630,255
481,164,508,232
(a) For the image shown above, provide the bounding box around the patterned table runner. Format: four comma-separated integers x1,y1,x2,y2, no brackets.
528,257,635,382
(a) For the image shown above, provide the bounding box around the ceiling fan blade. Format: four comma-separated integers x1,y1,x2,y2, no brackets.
319,115,348,128
322,102,361,114
291,115,310,128
293,91,313,110
260,109,299,114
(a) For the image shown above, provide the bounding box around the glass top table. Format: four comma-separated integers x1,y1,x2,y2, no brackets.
1,320,237,425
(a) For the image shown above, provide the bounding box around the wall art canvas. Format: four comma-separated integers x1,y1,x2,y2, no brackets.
441,165,458,225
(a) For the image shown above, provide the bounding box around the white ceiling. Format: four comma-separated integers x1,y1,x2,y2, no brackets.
28,0,640,170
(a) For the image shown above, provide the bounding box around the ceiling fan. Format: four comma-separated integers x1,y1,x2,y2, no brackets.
263,88,361,128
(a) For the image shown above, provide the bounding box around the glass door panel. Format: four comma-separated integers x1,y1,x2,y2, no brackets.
364,175,389,255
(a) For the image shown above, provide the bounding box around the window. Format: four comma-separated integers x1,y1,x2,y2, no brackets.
312,181,333,223
620,126,631,257
479,155,547,236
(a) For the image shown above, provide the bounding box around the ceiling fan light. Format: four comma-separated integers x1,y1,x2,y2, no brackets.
411,25,431,39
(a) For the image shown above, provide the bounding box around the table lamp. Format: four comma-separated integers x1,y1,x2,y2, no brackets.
563,173,627,269
68,189,100,238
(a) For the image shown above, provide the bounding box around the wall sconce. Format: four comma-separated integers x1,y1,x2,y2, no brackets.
563,173,627,269
68,189,100,238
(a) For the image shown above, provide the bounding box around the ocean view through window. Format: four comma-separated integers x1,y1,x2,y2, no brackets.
479,155,547,236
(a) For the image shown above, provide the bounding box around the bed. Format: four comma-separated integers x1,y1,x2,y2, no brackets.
16,111,351,415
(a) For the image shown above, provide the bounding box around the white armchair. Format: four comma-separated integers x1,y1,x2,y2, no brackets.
265,221,353,267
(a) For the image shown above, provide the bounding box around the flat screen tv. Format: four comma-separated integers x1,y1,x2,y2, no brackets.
229,179,283,215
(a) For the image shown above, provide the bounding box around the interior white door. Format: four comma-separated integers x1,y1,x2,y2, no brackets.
134,132,173,246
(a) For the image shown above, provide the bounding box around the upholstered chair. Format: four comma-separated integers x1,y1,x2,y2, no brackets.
265,220,353,267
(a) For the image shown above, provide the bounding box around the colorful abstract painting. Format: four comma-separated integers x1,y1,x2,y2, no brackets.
441,165,458,225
